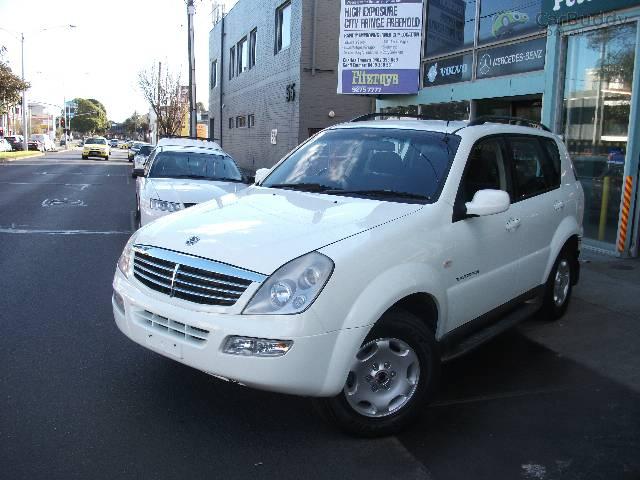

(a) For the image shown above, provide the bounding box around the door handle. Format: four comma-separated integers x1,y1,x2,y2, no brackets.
506,217,521,232
554,200,565,211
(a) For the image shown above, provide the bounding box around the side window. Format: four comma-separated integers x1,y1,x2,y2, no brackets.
508,136,556,199
540,138,561,188
462,138,508,203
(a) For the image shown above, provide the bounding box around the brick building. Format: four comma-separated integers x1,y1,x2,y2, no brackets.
208,0,372,170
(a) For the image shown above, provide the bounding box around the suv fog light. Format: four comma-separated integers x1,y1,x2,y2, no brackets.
113,290,125,313
223,336,293,357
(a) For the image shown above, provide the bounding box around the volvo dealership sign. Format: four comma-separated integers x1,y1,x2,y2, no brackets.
423,54,473,87
337,0,423,94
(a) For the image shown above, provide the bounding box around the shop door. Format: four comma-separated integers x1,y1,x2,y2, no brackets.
562,22,637,246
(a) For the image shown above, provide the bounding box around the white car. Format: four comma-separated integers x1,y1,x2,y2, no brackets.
30,134,55,151
0,138,12,152
132,144,154,177
135,137,251,226
113,116,584,436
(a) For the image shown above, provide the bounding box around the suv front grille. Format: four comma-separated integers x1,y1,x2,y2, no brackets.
132,246,265,306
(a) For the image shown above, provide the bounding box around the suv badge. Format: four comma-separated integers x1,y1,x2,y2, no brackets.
185,236,200,246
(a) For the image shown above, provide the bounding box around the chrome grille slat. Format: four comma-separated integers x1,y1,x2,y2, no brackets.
173,277,243,297
134,270,172,289
132,246,265,307
134,256,174,272
177,269,251,288
172,285,238,302
133,262,173,282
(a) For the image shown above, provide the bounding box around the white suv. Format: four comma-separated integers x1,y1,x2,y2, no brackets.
113,116,584,436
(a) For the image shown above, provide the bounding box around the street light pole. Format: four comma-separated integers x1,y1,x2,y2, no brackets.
187,0,197,137
20,33,27,151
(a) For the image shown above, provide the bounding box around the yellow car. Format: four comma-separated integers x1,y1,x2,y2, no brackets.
82,136,110,160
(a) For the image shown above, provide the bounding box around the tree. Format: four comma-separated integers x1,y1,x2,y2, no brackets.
138,64,188,137
0,47,30,116
71,97,109,135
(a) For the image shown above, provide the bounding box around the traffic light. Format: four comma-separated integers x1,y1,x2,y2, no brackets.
60,118,65,128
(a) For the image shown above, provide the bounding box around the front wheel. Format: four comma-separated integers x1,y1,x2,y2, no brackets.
82,155,88,160
314,309,439,437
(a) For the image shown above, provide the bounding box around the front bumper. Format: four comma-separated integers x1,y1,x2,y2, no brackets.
112,269,362,396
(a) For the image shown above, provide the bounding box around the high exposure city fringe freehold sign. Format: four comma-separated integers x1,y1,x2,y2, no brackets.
337,0,423,95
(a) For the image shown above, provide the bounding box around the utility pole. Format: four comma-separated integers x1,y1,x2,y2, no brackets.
157,61,162,142
187,0,197,137
21,33,28,150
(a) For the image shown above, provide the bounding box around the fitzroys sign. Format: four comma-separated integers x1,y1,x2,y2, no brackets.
338,0,423,95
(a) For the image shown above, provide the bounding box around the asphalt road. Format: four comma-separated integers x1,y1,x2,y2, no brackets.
1,149,639,480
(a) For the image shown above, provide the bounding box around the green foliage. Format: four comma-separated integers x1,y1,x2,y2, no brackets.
0,59,30,115
71,97,109,134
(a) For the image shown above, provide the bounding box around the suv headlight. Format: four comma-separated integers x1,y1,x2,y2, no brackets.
117,232,139,278
243,252,334,315
150,198,183,212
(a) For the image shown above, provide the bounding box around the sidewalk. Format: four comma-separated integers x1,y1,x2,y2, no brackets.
519,248,640,392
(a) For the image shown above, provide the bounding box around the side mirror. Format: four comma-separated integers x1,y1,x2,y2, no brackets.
254,168,270,184
245,175,255,184
465,189,510,217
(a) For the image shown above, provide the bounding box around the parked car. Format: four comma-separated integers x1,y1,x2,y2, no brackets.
132,144,154,177
82,136,110,160
5,135,24,151
134,137,250,226
0,138,12,152
30,134,55,151
128,141,148,161
113,116,584,437
28,140,44,152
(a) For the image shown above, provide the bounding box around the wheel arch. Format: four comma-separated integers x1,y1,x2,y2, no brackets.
544,217,581,286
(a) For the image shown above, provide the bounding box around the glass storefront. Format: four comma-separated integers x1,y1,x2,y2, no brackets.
562,22,637,245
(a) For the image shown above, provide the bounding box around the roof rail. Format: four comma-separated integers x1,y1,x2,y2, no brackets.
350,113,432,122
468,116,551,132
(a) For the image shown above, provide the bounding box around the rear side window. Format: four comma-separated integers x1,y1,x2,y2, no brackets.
507,136,558,200
540,138,561,186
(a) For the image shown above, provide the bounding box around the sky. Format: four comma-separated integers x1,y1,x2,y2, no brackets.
0,0,236,122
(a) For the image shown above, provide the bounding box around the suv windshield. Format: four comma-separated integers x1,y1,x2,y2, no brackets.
86,138,106,145
262,128,460,202
149,150,243,181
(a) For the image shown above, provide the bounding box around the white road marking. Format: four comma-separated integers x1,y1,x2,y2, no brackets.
0,227,131,235
0,182,92,189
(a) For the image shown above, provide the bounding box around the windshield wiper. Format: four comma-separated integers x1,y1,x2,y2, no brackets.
326,189,430,200
268,183,335,192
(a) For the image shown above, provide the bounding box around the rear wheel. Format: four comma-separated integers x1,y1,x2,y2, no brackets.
540,247,575,321
82,155,88,160
314,309,439,437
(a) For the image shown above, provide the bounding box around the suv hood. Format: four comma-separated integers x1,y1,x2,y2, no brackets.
145,178,248,206
138,186,423,274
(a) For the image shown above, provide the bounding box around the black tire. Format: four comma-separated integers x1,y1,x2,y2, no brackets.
540,247,575,321
313,309,439,437
82,155,88,160
105,156,109,161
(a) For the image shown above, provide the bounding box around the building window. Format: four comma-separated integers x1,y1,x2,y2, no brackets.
229,117,234,129
237,37,248,73
236,116,247,128
210,60,217,89
229,46,236,79
249,28,257,68
248,114,255,127
275,1,291,53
